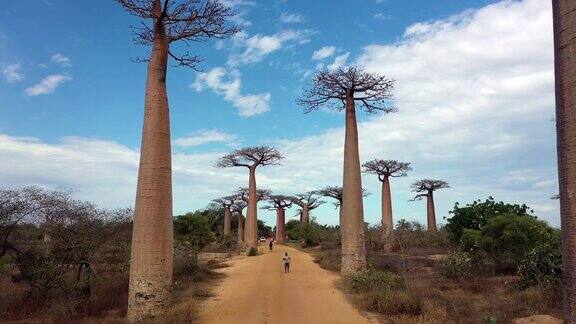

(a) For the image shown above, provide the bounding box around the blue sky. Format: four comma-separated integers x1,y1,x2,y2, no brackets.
0,0,559,228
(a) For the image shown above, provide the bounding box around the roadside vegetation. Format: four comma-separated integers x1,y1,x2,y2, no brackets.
291,197,562,322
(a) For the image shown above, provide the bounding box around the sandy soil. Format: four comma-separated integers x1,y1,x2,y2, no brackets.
197,243,377,324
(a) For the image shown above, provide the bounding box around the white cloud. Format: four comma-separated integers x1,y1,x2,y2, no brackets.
312,46,337,60
280,12,303,23
51,53,71,67
229,29,314,66
2,64,24,82
24,74,72,96
174,130,238,147
327,52,350,70
192,67,270,117
373,13,391,20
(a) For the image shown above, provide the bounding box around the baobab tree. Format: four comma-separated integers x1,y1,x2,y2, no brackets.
262,195,292,244
290,192,324,224
211,196,235,238
116,0,237,320
231,201,247,245
298,67,395,274
235,187,270,244
411,179,449,232
314,186,369,225
362,159,411,236
553,0,576,320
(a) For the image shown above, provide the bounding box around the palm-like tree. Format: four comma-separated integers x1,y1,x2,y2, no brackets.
298,67,395,275
262,195,293,243
553,0,576,320
410,179,449,232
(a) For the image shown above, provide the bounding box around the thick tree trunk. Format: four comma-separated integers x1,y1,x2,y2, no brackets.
340,93,367,275
276,208,286,244
127,10,173,322
223,207,232,237
381,176,393,235
237,214,244,245
247,166,258,249
244,211,249,244
553,0,576,321
301,205,310,224
426,192,437,232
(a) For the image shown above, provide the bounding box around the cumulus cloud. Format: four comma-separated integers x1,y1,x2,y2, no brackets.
192,67,270,117
2,64,24,82
51,53,71,67
312,46,337,60
24,74,72,96
280,12,303,23
327,52,350,70
174,130,238,147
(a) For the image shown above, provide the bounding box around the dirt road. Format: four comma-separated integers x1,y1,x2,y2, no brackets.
197,244,376,324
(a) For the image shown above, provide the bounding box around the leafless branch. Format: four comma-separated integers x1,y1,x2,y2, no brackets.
362,159,412,180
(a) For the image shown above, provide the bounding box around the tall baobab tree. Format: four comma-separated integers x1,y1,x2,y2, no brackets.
290,192,324,224
314,186,369,225
362,159,411,236
411,179,449,232
235,187,271,244
553,0,576,320
231,201,247,245
297,67,395,274
211,196,235,238
262,195,292,244
116,0,237,320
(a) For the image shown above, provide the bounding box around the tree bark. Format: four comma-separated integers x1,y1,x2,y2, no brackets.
223,207,232,237
237,214,244,245
426,191,437,232
127,6,174,322
247,166,258,249
276,208,286,244
301,205,310,224
553,0,576,321
381,176,393,236
340,93,367,275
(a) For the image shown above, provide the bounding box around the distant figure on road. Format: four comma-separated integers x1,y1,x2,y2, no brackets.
269,239,274,251
283,252,291,273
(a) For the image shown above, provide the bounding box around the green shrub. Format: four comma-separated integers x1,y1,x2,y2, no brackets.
173,243,199,278
174,213,215,250
439,251,472,279
345,269,404,293
11,249,67,299
461,214,555,273
445,197,533,244
247,247,258,256
518,231,562,288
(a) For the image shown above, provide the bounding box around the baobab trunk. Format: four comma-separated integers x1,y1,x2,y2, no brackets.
426,192,437,232
223,207,232,237
237,214,244,245
301,205,310,224
244,213,249,245
553,0,576,320
127,12,173,322
276,208,286,244
381,176,393,236
247,167,258,249
341,93,367,275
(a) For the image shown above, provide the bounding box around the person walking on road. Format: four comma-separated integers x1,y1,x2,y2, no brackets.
269,239,274,251
283,252,291,273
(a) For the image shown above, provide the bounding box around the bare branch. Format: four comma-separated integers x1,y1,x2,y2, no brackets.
216,146,284,169
362,159,412,180
314,186,370,208
410,179,450,201
290,192,325,210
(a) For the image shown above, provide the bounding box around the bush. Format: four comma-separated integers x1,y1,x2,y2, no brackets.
518,231,562,288
394,219,451,253
461,214,555,273
173,243,199,278
344,269,404,293
314,249,340,271
287,221,338,248
174,213,215,249
11,249,67,299
445,197,533,244
439,251,472,279
247,247,258,256
362,290,423,316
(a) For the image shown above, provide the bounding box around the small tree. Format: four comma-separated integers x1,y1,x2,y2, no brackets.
298,67,395,275
362,159,411,236
262,195,293,243
411,179,449,232
211,196,235,238
217,146,282,249
116,0,238,319
290,192,324,224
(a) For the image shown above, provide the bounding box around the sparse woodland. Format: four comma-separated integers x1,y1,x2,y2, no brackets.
0,0,574,323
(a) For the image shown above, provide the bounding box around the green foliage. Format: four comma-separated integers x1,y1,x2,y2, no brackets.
247,247,258,256
439,251,472,279
287,221,338,248
445,197,533,243
12,249,67,298
518,231,562,288
345,269,402,293
173,242,199,278
174,212,216,250
461,214,555,273
394,219,450,251
257,220,273,238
